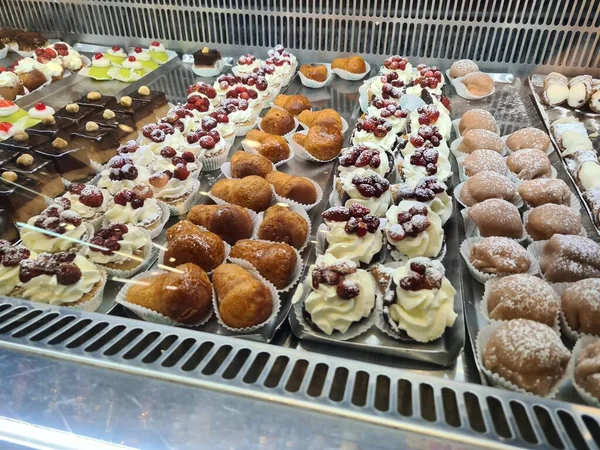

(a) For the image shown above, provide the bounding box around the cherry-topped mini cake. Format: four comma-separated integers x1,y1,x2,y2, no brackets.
352,115,397,151
214,73,238,97
105,46,127,65
20,199,88,254
238,73,274,103
153,147,199,175
235,54,262,74
407,65,444,96
321,204,384,265
402,145,452,186
116,140,155,167
187,81,218,106
337,168,391,217
205,107,236,143
268,45,297,67
186,122,229,170
265,54,295,85
160,104,196,135
380,55,412,81
97,155,150,195
394,177,452,224
148,161,199,214
410,104,451,140
367,72,405,103
139,123,183,154
148,41,169,64
185,92,215,118
401,125,449,158
131,46,159,71
61,183,110,226
225,85,262,112
253,64,282,88
104,185,165,236
338,143,393,178
382,257,456,342
0,241,31,296
366,97,408,134
219,98,258,135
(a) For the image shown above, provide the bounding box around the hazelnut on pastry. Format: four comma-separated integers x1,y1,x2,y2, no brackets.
265,171,318,205
331,56,367,74
210,175,273,212
449,59,479,78
517,178,571,208
187,204,253,245
469,236,531,275
164,230,225,273
462,150,507,177
273,94,311,116
230,151,273,178
540,234,600,282
506,127,550,153
293,124,343,161
458,109,498,135
298,109,343,132
468,198,523,238
213,263,273,328
458,129,504,154
461,71,494,96
460,171,516,207
260,108,296,136
245,130,291,163
300,64,328,82
525,204,583,241
257,204,309,249
506,148,552,180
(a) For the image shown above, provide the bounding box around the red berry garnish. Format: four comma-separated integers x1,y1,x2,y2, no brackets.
160,146,177,158
34,103,46,111
94,52,103,60
173,164,190,180
128,56,136,62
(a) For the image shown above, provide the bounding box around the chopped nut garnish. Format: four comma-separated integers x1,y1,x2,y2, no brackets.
119,96,132,107
16,154,34,166
87,91,102,101
202,47,209,54
85,121,99,132
41,115,56,125
13,131,28,142
137,86,150,96
52,138,68,149
103,109,116,120
65,103,80,113
1,171,17,182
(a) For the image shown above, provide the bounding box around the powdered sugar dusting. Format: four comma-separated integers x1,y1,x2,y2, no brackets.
541,235,600,280
488,274,558,319
507,148,552,180
563,278,600,312
463,150,507,176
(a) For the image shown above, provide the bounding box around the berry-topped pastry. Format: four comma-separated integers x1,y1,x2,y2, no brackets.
148,163,199,214
0,122,17,141
219,98,258,135
97,155,151,195
109,55,146,82
380,55,412,81
238,73,274,103
303,254,375,335
105,46,127,65
12,58,48,92
187,81,219,106
49,42,86,72
352,115,397,151
130,46,159,71
234,53,262,74
27,102,54,122
88,52,112,80
268,45,297,68
402,145,452,185
205,107,236,144
407,65,444,96
367,72,405,103
0,71,25,102
382,258,456,342
253,64,282,88
337,168,391,217
410,104,451,140
84,223,150,275
0,100,27,125
116,140,155,167
61,183,110,225
214,73,239,97
225,85,262,111
367,97,408,134
184,124,228,167
265,54,295,85
148,41,169,64
139,123,184,154
104,185,165,236
14,251,105,309
384,201,444,260
321,204,384,265
338,143,392,178
401,125,449,158
0,241,31,296
394,177,452,224
20,199,89,253
152,147,199,174
185,93,215,118
160,105,195,134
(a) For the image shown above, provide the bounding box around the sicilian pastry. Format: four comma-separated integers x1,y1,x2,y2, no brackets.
589,88,600,113
461,72,494,96
458,129,504,154
0,241,31,296
461,150,507,177
0,71,25,101
224,85,261,112
244,130,291,163
577,159,600,191
299,64,328,82
193,46,221,72
568,75,592,109
331,56,367,74
234,53,262,75
187,204,253,244
265,171,318,205
337,168,391,217
366,72,405,102
449,59,479,78
575,340,600,401
261,108,296,135
97,155,150,195
409,104,451,140
380,55,412,81
13,58,48,91
561,279,600,336
517,178,572,208
407,65,444,96
352,115,396,151
543,72,569,106
147,41,169,64
257,205,308,249
163,224,225,273
304,254,375,335
148,162,198,213
506,148,552,180
293,125,343,160
230,151,273,178
458,109,498,135
298,109,344,132
338,144,392,178
393,177,453,224
219,98,257,133
104,185,165,235
402,144,452,185
85,224,150,274
321,204,383,265
402,126,449,158
469,236,531,275
365,97,408,134
61,183,110,225
506,127,550,152
525,204,583,241
460,171,516,207
132,46,160,71
273,94,311,116
211,175,273,212
540,234,600,282
202,107,236,143
238,73,275,103
151,147,199,174
382,258,456,342
469,199,523,238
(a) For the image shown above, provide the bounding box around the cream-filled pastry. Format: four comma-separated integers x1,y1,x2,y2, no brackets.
0,241,32,296
337,168,391,217
409,104,451,140
393,177,452,224
338,143,392,178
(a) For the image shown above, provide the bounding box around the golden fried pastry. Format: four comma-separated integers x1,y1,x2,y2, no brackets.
575,340,600,400
164,231,225,272
561,279,600,336
506,127,550,152
125,263,212,324
540,235,600,282
298,109,343,131
525,204,582,241
245,130,291,163
459,109,497,134
165,220,203,241
506,148,552,180
462,150,507,177
258,205,309,249
214,263,273,328
261,108,296,136
273,94,311,116
265,171,318,205
449,59,479,78
230,151,273,178
461,72,494,96
469,198,523,238
300,64,328,82
188,204,253,245
458,129,504,154
331,56,367,74
469,237,531,275
211,175,273,212
517,179,571,208
461,171,516,207
293,125,343,161
230,239,297,289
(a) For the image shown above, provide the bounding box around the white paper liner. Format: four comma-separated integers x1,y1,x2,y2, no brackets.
568,335,600,407
522,208,587,244
115,270,214,327
459,237,539,284
480,278,560,333
251,203,312,253
269,177,323,211
158,231,231,275
286,129,340,163
242,138,295,167
521,191,581,213
191,59,226,77
64,267,107,313
298,116,349,134
451,75,496,100
476,322,569,398
200,146,230,172
450,136,508,159
292,278,375,340
93,230,155,279
332,61,371,81
454,180,523,209
549,282,600,341
103,200,170,240
358,82,370,112
501,134,553,156
234,115,260,137
461,207,527,243
90,159,104,173
212,257,281,333
451,118,501,138
298,63,333,88
0,46,8,59
158,178,200,216
258,114,299,140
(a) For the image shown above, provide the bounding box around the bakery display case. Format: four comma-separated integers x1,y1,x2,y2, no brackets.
1,1,600,449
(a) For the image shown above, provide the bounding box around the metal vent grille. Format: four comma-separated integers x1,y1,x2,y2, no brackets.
0,297,598,449
2,0,600,75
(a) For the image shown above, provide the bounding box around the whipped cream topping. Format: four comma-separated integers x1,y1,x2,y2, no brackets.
379,64,413,82
579,161,600,190
105,198,161,227
122,58,143,70
366,105,407,134
21,216,87,253
92,55,111,67
131,49,151,62
352,129,397,152
403,151,452,186
18,254,102,306
61,188,110,219
338,144,391,178
0,72,19,87
409,112,452,141
121,144,155,167
41,61,64,79
406,83,443,97
304,254,375,335
152,175,195,201
235,60,261,74
216,120,236,139
0,263,20,296
388,262,457,342
401,139,450,158
28,104,55,119
140,132,185,155
148,42,166,53
325,222,383,265
13,58,44,74
107,47,126,57
97,165,151,195
60,51,85,71
227,106,256,125
340,168,391,217
152,157,199,174
0,102,19,117
85,226,148,265
202,136,227,158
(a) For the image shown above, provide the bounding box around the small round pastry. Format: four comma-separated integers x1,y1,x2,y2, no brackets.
506,127,550,153
230,151,273,178
188,204,254,245
506,149,552,180
165,219,201,242
561,279,600,336
462,150,507,177
469,237,531,275
298,109,343,132
486,274,559,326
469,199,523,238
299,64,328,82
393,177,453,224
265,171,318,205
449,59,479,78
458,129,504,154
261,108,296,136
540,235,600,282
461,72,494,96
575,340,600,401
331,56,367,74
245,130,291,163
210,175,273,212
273,94,311,116
460,171,516,207
294,124,343,160
525,204,583,241
164,231,225,273
482,319,570,396
517,179,571,208
458,109,497,135
338,144,392,178
258,204,309,249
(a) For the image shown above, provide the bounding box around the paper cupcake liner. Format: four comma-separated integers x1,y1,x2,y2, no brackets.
568,335,600,407
64,267,107,313
451,76,496,100
191,59,226,77
292,279,375,341
286,130,339,163
298,63,333,88
212,257,281,334
358,82,370,112
480,278,560,334
251,203,312,253
200,147,230,172
100,200,168,240
158,178,201,216
454,180,523,209
522,209,587,244
461,208,527,243
97,232,155,279
271,178,323,212
234,116,260,137
219,160,277,179
332,62,371,81
0,46,8,59
242,138,295,167
476,322,568,398
451,118,501,138
258,115,299,140
315,222,387,268
115,270,214,327
501,134,553,156
450,136,509,159
459,237,539,284
298,116,349,135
